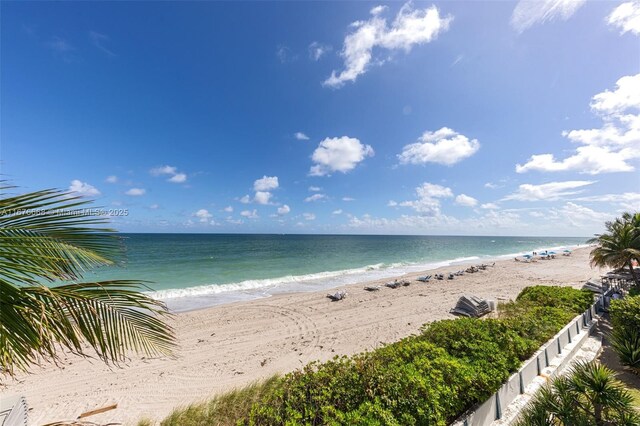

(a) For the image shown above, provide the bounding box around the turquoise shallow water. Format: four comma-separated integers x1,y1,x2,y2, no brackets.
81,234,588,311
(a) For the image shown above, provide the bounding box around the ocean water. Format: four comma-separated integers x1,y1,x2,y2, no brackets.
81,234,588,311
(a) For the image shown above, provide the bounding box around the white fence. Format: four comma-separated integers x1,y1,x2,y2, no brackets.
452,294,605,426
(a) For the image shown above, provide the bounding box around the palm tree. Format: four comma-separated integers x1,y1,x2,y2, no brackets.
516,361,640,426
589,212,640,288
0,185,175,378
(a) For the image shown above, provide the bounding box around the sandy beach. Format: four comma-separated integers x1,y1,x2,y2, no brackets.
2,247,602,425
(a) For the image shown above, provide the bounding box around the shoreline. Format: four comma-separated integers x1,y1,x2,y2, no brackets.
157,242,589,313
2,246,601,425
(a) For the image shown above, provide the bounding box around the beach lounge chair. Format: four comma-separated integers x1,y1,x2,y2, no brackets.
327,290,347,301
436,274,444,280
364,285,380,292
385,281,401,289
401,280,411,286
416,275,431,282
447,273,454,280
0,395,28,426
450,295,493,318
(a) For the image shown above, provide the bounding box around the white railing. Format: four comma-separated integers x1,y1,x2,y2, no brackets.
452,293,606,426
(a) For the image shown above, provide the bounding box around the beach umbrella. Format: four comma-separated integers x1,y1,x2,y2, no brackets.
549,251,556,255
563,249,571,253
523,254,532,259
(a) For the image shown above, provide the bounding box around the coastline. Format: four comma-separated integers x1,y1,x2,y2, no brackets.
155,242,588,313
1,246,601,425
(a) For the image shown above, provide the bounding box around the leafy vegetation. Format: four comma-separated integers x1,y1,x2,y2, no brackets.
154,286,593,425
610,296,640,374
0,186,175,378
516,285,594,313
515,361,640,426
589,211,640,288
157,376,283,426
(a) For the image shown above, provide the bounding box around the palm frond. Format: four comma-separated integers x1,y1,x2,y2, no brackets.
0,186,176,378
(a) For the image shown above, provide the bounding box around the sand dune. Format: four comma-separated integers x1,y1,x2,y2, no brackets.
1,247,601,425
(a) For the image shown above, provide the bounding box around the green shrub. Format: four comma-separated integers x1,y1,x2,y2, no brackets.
516,285,593,313
610,296,640,373
159,375,282,426
516,361,640,425
153,286,593,426
610,295,640,332
611,327,640,373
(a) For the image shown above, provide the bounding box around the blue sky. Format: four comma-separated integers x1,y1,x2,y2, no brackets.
2,0,639,236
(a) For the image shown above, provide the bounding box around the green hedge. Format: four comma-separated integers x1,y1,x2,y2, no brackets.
154,286,593,426
610,295,640,373
610,295,640,332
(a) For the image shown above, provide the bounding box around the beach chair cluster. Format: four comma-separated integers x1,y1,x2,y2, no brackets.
515,250,570,263
384,279,411,289
465,263,495,273
450,295,493,318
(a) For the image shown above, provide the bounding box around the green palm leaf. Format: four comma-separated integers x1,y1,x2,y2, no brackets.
0,185,175,378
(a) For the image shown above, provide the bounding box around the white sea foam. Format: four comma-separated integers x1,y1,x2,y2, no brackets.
153,243,585,312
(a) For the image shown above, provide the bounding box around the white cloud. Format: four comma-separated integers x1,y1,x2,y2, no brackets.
149,204,160,210
398,127,480,166
573,192,640,203
305,193,327,202
241,209,259,219
223,206,234,213
150,165,177,176
481,203,500,210
308,186,322,192
308,42,332,60
47,37,75,53
310,136,374,176
323,2,451,88
484,182,499,189
504,181,594,201
277,204,291,215
277,45,297,63
590,74,640,116
89,31,115,56
168,173,187,183
254,176,279,191
515,146,636,175
556,202,613,227
105,175,118,183
303,212,316,221
572,192,640,212
150,165,187,183
607,1,640,35
370,5,388,15
517,74,640,175
194,209,213,223
398,182,453,216
239,195,251,204
69,180,101,197
342,197,355,201
295,132,310,141
332,209,343,215
125,188,146,196
510,0,586,33
388,200,398,207
254,191,273,205
455,194,478,207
